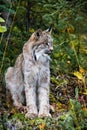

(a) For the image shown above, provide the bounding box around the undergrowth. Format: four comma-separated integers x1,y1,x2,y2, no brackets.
0,97,87,130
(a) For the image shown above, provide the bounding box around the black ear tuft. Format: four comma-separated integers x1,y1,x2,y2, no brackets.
46,24,53,34
48,25,52,32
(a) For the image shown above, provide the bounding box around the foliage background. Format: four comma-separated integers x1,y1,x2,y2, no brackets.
0,0,87,130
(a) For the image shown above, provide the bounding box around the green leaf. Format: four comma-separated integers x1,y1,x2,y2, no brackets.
75,87,79,100
75,15,83,21
0,17,5,22
0,26,7,33
9,9,15,14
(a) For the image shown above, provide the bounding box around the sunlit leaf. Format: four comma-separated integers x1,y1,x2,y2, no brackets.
29,28,35,33
0,26,7,32
82,92,87,95
74,71,83,80
0,17,5,22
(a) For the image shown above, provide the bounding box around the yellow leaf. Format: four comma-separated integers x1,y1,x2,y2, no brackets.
29,28,34,33
79,66,86,74
39,123,46,130
67,25,74,33
82,92,87,95
70,41,75,49
83,107,87,111
74,71,83,80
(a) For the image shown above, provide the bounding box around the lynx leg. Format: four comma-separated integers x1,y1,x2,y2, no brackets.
24,71,38,118
5,67,25,110
6,84,23,109
38,70,51,117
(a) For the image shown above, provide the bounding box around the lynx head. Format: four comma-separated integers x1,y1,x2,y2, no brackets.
42,27,53,53
29,28,53,52
33,28,53,61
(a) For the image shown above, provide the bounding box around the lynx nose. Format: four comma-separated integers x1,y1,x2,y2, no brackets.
49,47,53,51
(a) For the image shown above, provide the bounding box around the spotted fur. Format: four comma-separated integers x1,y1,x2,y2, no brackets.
5,29,53,118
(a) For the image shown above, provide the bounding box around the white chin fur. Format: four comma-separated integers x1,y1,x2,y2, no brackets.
43,54,51,61
36,53,51,61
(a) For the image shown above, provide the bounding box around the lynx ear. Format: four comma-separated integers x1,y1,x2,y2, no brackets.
35,29,42,38
29,29,42,42
46,26,52,34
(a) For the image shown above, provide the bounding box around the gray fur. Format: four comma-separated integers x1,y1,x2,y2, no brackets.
5,30,53,118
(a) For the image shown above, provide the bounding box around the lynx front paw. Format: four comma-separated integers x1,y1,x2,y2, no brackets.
25,105,38,118
18,106,27,113
38,113,51,118
14,104,27,113
25,112,38,119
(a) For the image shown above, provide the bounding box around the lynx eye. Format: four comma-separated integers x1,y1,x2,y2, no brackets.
46,42,49,47
47,42,50,46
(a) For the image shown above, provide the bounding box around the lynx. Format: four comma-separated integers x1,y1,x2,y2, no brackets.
5,28,53,118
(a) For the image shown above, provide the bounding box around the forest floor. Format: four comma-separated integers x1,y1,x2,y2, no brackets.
0,74,87,130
